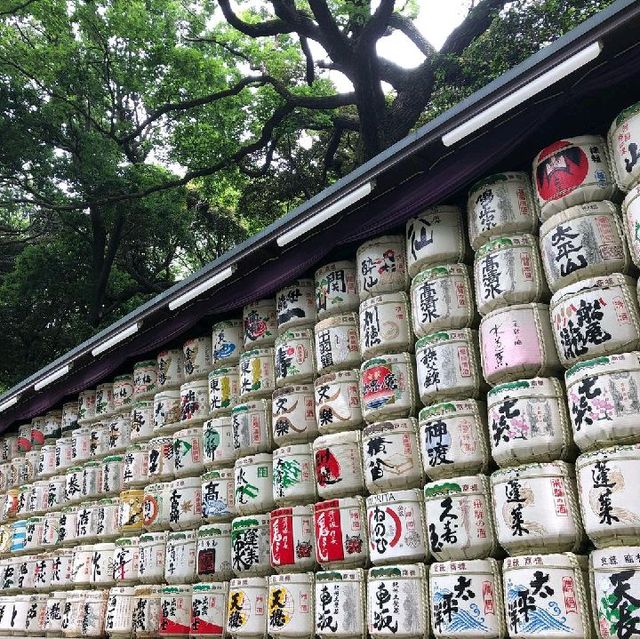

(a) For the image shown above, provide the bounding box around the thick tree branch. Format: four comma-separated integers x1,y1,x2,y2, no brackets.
357,0,396,50
387,12,434,57
307,0,352,63
299,35,315,85
218,0,294,37
0,0,39,16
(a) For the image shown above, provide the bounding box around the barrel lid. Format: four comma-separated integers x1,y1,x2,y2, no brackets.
315,569,365,581
139,532,167,543
540,200,619,237
197,524,231,538
576,442,640,468
114,375,133,383
313,430,361,448
487,377,562,403
232,399,270,415
229,576,267,588
315,313,358,331
193,581,228,592
416,329,475,349
134,360,157,368
314,369,359,386
359,291,409,310
315,260,356,275
369,563,426,580
365,488,422,507
424,475,487,499
475,234,537,259
275,328,314,344
411,263,467,287
231,515,269,530
268,572,313,585
591,546,640,570
209,366,238,377
115,536,139,546
363,418,417,438
154,390,180,399
273,443,313,457
419,400,482,422
234,452,272,467
491,460,574,481
272,384,313,397
481,302,549,321
504,552,583,570
469,171,529,193
202,469,234,481
270,504,313,518
407,205,462,223
361,352,411,367
313,496,364,512
550,272,635,305
565,352,640,383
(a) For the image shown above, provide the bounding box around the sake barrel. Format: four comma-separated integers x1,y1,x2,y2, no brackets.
226,577,268,637
360,353,417,422
61,589,90,636
165,530,197,584
0,435,18,463
313,496,368,569
533,135,617,221
41,509,61,545
202,469,235,521
112,536,140,584
95,497,122,540
550,274,640,367
540,201,630,292
314,569,366,639
357,235,408,300
212,319,244,366
274,329,315,387
81,459,103,498
154,390,182,433
234,453,274,516
58,506,78,546
132,585,163,637
590,546,640,639
474,235,548,316
143,482,170,532
17,424,32,453
418,400,490,480
113,375,134,412
92,542,116,587
576,444,640,547
406,206,468,277
105,586,136,638
269,505,316,573
157,348,184,390
315,314,361,375
64,466,83,503
272,444,315,506
30,416,47,448
138,532,167,584
480,303,560,385
267,572,313,638
366,489,428,566
168,475,203,531
231,400,272,457
78,389,97,424
61,402,79,435
410,264,475,338
131,400,155,443
487,377,573,466
502,553,591,639
101,455,124,496
367,563,429,639
44,409,62,441
196,523,233,582
467,172,538,250
429,558,505,639
415,330,484,404
179,380,210,426
37,444,56,479
71,544,94,587
118,489,144,535
202,417,236,469
45,590,67,635
239,348,276,400
10,594,29,633
183,336,213,381
622,185,640,268
313,431,364,499
359,293,413,360
133,360,158,399
314,370,362,435
208,366,240,416
71,426,91,463
96,382,116,419
89,422,110,459
159,584,192,637
276,279,317,332
243,299,277,348
147,436,174,481
122,443,150,488
608,101,640,191
172,427,204,478
231,514,271,577
75,502,98,540
191,581,228,638
272,385,318,446
491,462,584,555
362,418,424,493
315,261,360,320
50,548,74,588
424,474,497,561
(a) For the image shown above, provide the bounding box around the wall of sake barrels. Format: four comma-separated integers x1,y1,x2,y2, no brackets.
4,101,640,639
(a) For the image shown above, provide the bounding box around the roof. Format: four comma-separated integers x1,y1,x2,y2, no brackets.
2,0,640,428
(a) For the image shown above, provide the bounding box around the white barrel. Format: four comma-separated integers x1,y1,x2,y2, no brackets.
212,319,244,366
113,374,134,412
416,329,483,404
165,530,197,584
101,455,123,496
314,370,362,434
25,516,45,552
272,444,315,506
231,400,272,456
366,489,428,565
154,390,182,433
123,443,150,488
424,474,497,561
58,507,77,546
503,553,591,639
362,418,424,493
19,554,39,590
17,423,32,452
89,422,110,459
275,329,316,389
133,585,163,637
31,480,49,515
147,436,174,481
313,496,367,569
467,172,537,250
41,511,62,547
234,453,274,515
315,260,359,320
71,426,91,463
272,385,318,446
533,135,617,221
30,416,47,449
623,185,640,268
429,558,505,639
112,535,140,584
191,581,228,638
0,435,18,464
231,514,271,577
550,273,640,367
491,461,584,555
44,409,62,441
96,382,116,419
157,348,185,390
179,379,210,425
314,313,361,374
91,542,116,587
313,431,364,499
239,348,276,399
315,569,366,639
61,402,79,435
360,353,417,422
37,444,56,479
78,389,97,424
75,502,98,541
8,455,26,488
267,572,313,637
105,586,136,637
202,469,235,521
50,548,74,589
133,359,158,399
576,443,640,547
61,588,90,636
202,417,235,469
95,497,121,540
18,483,32,517
82,459,103,499
276,279,317,332
45,590,67,635
183,336,213,381
357,235,408,300
138,532,166,584
368,563,429,639
143,482,170,531
207,366,240,416
243,298,278,348
131,400,155,443
410,264,475,338
480,303,560,385
159,584,192,637
0,463,8,494
172,427,204,477
226,577,268,637
64,466,82,503
269,505,315,573
71,544,93,587
418,400,490,480
118,489,145,535
608,101,640,191
406,206,469,280
168,475,203,531
474,235,548,316
487,377,573,466
196,523,233,581
359,293,413,360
